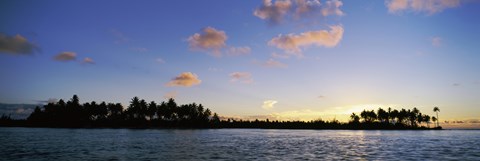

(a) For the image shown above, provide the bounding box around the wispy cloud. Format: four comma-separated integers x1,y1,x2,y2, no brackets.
432,36,442,47
230,72,254,84
164,91,178,99
254,0,344,25
271,52,291,59
265,59,288,68
208,67,222,72
188,27,227,57
442,119,480,129
254,59,288,68
110,29,130,44
166,72,202,87
54,52,77,61
226,46,251,56
386,0,461,15
262,100,278,110
82,57,95,64
0,33,39,55
156,58,165,64
268,25,344,55
35,98,58,104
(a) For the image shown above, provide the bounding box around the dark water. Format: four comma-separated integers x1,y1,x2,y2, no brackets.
1,127,479,160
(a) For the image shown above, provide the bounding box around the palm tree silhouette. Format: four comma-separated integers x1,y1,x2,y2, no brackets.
350,113,360,123
433,107,440,127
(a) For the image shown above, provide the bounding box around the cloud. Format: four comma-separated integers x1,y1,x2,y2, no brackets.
188,27,227,57
226,46,251,56
166,72,202,87
82,57,95,64
386,0,461,15
254,0,344,25
54,52,77,61
35,98,58,104
262,100,278,110
452,83,461,87
110,29,130,44
253,59,288,68
254,0,293,24
320,0,345,16
156,58,165,64
442,119,480,129
0,103,38,120
268,25,344,55
230,72,254,84
271,52,291,59
164,91,178,99
208,67,222,72
318,95,326,99
0,33,39,55
432,36,442,47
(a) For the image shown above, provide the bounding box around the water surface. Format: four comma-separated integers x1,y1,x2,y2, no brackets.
1,127,479,160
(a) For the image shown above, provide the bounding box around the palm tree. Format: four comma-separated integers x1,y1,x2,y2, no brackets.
360,110,368,122
390,109,399,124
432,116,437,127
424,115,431,128
350,113,360,123
433,107,440,127
377,108,388,123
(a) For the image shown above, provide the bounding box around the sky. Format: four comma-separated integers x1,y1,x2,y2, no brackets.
1,0,479,128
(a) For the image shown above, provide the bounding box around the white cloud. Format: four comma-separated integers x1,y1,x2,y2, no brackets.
262,100,278,110
187,27,227,57
230,72,253,84
432,36,442,47
82,57,95,64
166,72,202,87
54,52,77,61
254,0,344,24
226,46,251,56
268,25,344,55
386,0,461,15
0,33,39,55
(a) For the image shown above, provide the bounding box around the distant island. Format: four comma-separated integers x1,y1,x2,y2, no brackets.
0,95,441,130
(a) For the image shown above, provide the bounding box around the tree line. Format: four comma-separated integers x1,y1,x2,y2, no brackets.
1,95,441,129
217,107,441,130
26,95,220,128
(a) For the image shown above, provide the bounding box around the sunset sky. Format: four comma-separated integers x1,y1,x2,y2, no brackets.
1,0,479,127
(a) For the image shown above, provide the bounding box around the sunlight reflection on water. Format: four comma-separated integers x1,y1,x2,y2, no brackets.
1,128,480,160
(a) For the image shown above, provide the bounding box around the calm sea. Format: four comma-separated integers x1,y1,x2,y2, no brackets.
1,127,479,160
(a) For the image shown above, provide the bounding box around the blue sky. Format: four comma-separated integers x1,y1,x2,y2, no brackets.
1,0,479,127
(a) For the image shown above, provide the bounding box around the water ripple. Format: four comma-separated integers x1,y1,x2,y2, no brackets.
1,128,479,160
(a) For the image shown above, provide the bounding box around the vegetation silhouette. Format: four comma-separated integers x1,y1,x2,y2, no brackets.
1,95,441,129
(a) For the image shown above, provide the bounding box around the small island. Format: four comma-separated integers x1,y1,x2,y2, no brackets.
0,95,442,130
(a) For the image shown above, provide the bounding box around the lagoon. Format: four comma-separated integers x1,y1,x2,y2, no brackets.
1,127,479,160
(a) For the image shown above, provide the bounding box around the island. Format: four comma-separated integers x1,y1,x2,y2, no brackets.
0,95,442,130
